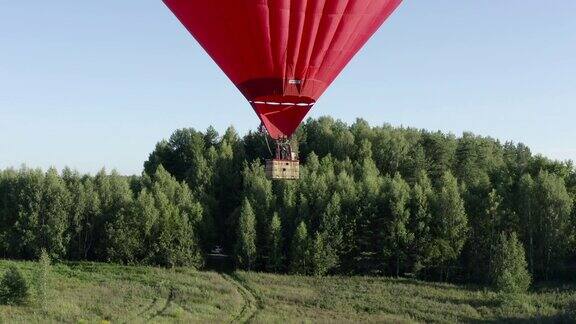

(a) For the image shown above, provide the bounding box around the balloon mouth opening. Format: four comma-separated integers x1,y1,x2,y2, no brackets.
248,95,316,108
249,95,315,140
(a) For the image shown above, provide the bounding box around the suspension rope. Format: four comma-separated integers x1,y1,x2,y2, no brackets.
259,123,274,157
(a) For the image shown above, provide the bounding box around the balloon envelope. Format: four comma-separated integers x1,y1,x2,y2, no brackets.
164,0,402,139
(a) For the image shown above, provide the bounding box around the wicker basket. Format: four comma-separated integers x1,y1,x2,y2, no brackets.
265,159,300,180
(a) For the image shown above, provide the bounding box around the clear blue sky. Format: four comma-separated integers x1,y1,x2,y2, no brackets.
1,1,575,175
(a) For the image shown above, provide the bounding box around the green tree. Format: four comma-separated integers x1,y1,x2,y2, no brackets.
408,170,434,275
107,166,203,268
67,178,101,260
431,171,468,280
373,128,409,175
0,266,29,305
235,198,257,270
290,222,311,274
310,232,338,276
467,189,506,283
144,128,210,191
333,170,359,273
354,157,383,274
384,173,413,277
33,249,51,308
421,131,457,183
266,213,283,272
0,169,19,256
242,161,274,265
517,174,535,273
38,168,71,259
11,168,44,259
490,232,531,294
357,139,373,161
454,132,500,189
106,189,154,265
10,168,71,260
147,166,203,268
532,171,573,279
319,193,343,264
209,137,241,251
94,169,134,260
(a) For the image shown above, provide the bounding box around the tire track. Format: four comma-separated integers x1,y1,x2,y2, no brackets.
148,288,176,321
134,297,160,319
220,273,258,323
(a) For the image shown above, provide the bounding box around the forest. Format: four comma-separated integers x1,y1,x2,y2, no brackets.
0,117,574,288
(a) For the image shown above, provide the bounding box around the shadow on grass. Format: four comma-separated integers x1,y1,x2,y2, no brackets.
433,294,501,310
463,312,576,324
458,299,576,324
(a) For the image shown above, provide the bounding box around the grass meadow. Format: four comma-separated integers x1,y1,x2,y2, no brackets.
0,260,574,323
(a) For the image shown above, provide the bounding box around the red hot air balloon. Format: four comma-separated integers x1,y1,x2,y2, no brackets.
163,0,403,179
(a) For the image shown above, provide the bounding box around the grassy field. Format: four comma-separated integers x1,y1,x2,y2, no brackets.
0,260,574,323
